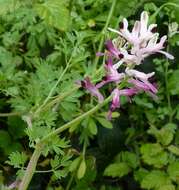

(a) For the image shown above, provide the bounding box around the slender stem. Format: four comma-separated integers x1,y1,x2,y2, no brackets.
165,23,173,123
34,64,70,115
65,173,75,190
34,44,78,116
0,112,21,117
19,96,111,189
93,0,117,70
40,96,111,143
37,86,80,114
19,144,44,190
150,3,179,23
165,59,172,122
82,139,87,157
0,86,80,118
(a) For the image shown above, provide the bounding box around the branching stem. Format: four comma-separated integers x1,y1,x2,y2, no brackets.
18,95,111,190
93,0,117,70
19,143,44,190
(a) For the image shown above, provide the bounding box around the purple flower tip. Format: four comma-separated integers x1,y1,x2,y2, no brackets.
105,40,113,51
118,54,124,59
81,77,104,103
96,52,104,56
151,27,157,33
119,22,124,29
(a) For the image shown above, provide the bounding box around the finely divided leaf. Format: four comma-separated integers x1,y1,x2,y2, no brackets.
34,0,70,31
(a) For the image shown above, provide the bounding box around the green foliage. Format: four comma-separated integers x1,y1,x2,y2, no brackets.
34,0,70,31
96,117,113,129
104,151,139,178
0,0,22,15
88,118,98,135
0,130,11,149
167,162,179,181
141,170,172,190
168,145,179,156
115,151,139,169
50,154,72,180
77,159,86,179
168,70,179,95
148,123,176,146
72,157,97,189
6,151,27,168
140,143,168,168
7,116,26,139
115,0,140,17
104,163,131,178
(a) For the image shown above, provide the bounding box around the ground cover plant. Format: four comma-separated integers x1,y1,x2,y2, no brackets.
0,0,179,189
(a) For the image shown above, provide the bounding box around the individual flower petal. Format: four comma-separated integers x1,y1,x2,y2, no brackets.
96,58,125,88
108,87,139,119
81,77,104,102
132,21,140,40
96,52,105,56
108,88,120,119
105,40,122,58
140,11,148,36
128,78,157,94
120,48,142,65
119,88,139,96
125,68,155,81
148,24,157,33
138,35,174,59
140,35,166,54
111,88,120,109
157,50,174,59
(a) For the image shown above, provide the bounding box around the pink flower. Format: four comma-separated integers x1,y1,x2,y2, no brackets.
137,34,174,60
108,11,174,64
125,68,155,81
96,58,125,88
108,88,138,119
81,10,174,119
104,40,124,59
81,77,104,102
128,78,157,99
109,12,156,47
126,68,158,98
115,48,141,66
108,88,120,119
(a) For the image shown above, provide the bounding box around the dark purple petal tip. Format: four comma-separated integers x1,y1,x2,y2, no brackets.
105,40,113,51
119,22,124,29
118,54,124,59
151,27,157,33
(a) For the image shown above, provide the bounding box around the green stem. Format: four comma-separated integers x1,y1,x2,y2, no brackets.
19,144,44,190
165,59,172,122
19,96,111,189
165,22,173,123
40,96,111,143
34,63,71,116
0,112,21,117
35,85,80,116
150,2,179,23
93,0,117,70
65,173,75,190
33,43,78,116
0,86,80,118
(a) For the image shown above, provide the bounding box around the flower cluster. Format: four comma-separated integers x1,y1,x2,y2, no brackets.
81,11,174,119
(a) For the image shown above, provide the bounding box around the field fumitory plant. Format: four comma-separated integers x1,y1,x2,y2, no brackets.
15,10,173,190
82,11,173,119
0,0,179,190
